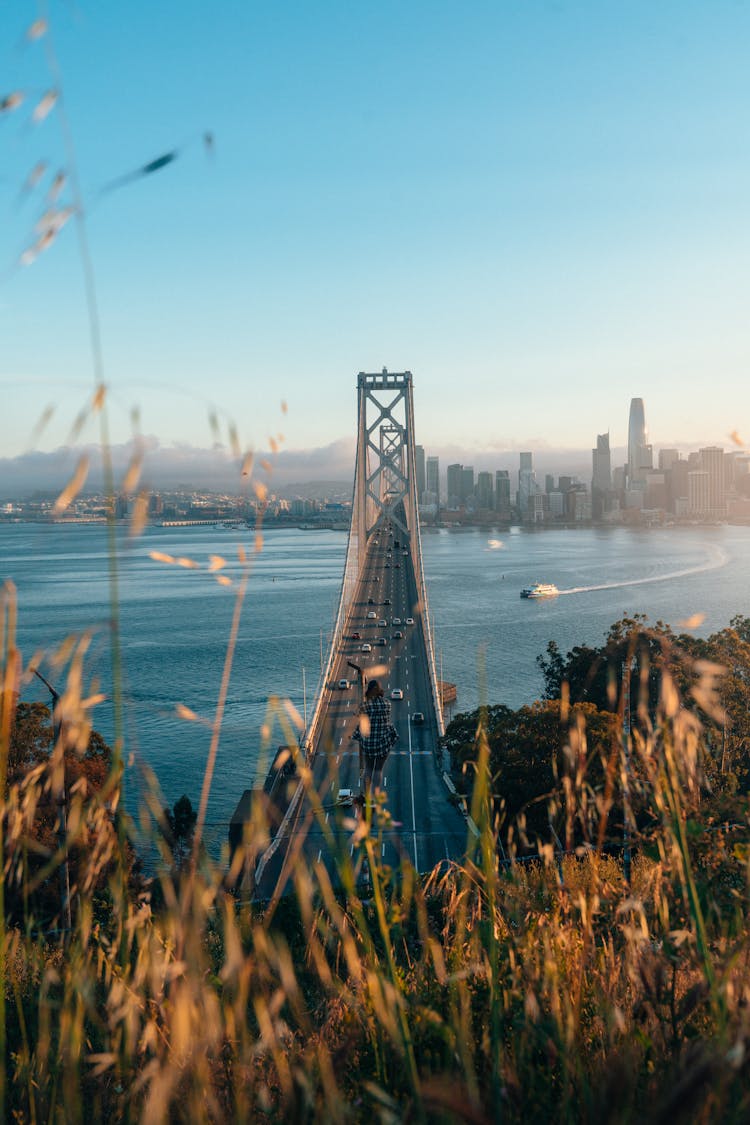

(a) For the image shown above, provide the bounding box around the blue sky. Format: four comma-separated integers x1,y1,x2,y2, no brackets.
1,1,748,466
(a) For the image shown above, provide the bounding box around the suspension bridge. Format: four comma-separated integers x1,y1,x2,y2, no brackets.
235,371,470,898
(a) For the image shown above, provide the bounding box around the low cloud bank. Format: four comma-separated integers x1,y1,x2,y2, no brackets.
1,437,643,501
0,438,357,499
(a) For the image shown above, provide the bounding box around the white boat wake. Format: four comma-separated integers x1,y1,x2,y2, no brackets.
557,544,729,596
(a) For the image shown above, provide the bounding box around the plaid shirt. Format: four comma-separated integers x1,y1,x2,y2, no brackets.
355,696,398,760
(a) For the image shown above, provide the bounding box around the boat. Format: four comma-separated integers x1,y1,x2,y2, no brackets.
520,582,559,599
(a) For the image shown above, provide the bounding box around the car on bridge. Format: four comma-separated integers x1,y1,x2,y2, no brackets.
393,631,403,639
405,618,414,626
384,598,391,605
337,679,349,690
366,611,377,619
361,643,372,652
391,689,403,700
392,618,402,625
374,637,386,646
367,597,375,605
351,631,361,639
412,712,425,724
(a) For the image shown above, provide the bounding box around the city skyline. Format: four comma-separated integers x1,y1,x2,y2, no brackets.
0,423,740,500
2,4,750,462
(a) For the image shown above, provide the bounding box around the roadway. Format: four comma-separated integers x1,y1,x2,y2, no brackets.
255,517,470,898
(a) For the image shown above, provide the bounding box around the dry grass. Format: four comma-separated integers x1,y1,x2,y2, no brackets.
4,574,750,1123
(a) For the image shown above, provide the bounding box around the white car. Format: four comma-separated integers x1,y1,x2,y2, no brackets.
405,617,414,626
390,688,403,700
392,617,402,626
336,788,354,806
366,611,377,619
361,643,372,652
337,679,349,690
378,618,387,627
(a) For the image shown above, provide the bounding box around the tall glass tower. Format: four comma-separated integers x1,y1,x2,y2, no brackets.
627,398,652,486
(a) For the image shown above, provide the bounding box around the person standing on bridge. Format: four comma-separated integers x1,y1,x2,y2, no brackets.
352,679,398,798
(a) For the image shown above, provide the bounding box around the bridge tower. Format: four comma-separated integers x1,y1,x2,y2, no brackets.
349,369,444,732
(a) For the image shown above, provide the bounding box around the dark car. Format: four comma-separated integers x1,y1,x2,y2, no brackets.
351,631,361,640
384,598,391,605
412,712,425,725
367,598,375,604
393,630,403,639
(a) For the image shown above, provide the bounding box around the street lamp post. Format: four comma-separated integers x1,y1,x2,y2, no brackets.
32,669,72,932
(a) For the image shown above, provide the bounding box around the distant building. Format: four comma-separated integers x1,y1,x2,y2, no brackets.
529,491,546,523
667,459,689,513
518,452,537,518
627,398,652,486
644,471,667,511
591,432,612,519
688,470,711,517
495,470,511,519
446,464,463,509
476,471,493,510
461,466,475,506
426,456,440,504
658,448,679,471
567,487,591,522
698,446,726,517
548,491,565,519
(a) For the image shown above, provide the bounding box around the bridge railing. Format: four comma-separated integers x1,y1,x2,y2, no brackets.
410,505,445,740
298,453,362,763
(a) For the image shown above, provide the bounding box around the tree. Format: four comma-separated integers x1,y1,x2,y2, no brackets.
442,699,619,852
4,701,116,927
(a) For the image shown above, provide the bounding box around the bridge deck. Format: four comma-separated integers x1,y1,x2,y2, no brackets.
252,520,469,899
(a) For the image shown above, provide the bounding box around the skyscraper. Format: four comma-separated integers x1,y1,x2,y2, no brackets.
591,432,611,519
699,446,726,517
495,470,511,518
627,398,652,487
461,466,475,505
447,464,463,509
476,471,493,510
518,452,536,517
425,455,440,505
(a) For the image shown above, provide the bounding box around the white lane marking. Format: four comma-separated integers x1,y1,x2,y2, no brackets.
408,710,418,869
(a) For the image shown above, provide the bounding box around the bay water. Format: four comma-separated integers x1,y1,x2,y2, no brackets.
2,521,748,845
